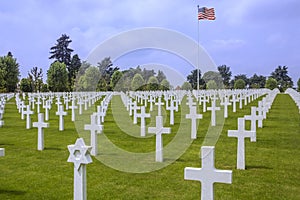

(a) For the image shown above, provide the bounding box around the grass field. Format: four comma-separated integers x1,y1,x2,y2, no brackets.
0,93,299,199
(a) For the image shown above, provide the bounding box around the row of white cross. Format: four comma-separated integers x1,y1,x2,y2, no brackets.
1,89,279,200
285,88,300,113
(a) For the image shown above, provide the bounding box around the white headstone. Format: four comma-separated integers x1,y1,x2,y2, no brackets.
136,106,150,137
67,138,92,200
132,101,140,124
184,146,232,200
84,114,103,156
186,106,203,139
148,116,171,162
33,113,49,151
228,118,256,170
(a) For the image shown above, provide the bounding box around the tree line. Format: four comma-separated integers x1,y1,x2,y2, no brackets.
181,65,296,92
0,33,299,93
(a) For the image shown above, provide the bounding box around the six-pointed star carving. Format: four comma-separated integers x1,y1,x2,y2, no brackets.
67,138,92,170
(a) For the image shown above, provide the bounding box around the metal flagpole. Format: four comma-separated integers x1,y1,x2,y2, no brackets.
197,5,200,91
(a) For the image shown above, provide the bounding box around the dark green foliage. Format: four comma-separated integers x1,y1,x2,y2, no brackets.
217,65,232,88
157,70,166,83
68,54,81,90
187,69,205,89
270,65,293,92
234,79,246,89
28,67,43,92
297,78,300,92
265,77,278,90
20,78,33,92
249,73,266,88
0,52,20,92
203,71,223,89
234,74,249,88
47,61,69,92
181,82,192,90
49,34,73,66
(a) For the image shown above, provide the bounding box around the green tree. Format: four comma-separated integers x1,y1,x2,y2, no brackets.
0,52,20,92
187,69,205,89
20,78,33,92
217,65,232,88
206,80,218,90
265,77,278,90
131,73,145,91
28,67,43,92
297,78,300,92
110,70,123,90
181,82,192,90
147,76,159,91
68,54,81,90
141,67,155,83
270,65,293,92
160,79,170,90
203,71,223,89
234,79,246,89
47,61,69,92
157,70,166,83
97,57,119,90
234,74,249,88
49,34,73,66
83,67,101,91
249,74,266,88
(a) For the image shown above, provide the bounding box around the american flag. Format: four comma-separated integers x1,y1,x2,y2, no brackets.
198,7,216,20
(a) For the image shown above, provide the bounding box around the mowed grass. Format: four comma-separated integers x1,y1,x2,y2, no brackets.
0,93,299,199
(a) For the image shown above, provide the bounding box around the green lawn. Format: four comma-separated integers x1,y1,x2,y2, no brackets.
0,93,299,199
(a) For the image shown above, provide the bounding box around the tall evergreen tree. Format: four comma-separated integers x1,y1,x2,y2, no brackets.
249,74,266,88
49,34,74,66
157,70,166,83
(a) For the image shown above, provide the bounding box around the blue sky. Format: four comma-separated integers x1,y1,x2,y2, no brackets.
0,0,299,86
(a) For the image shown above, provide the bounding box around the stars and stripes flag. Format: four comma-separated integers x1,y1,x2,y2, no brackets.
198,6,216,20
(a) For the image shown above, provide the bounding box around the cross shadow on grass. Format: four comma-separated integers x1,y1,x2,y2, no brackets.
44,147,62,151
246,165,273,170
0,189,26,195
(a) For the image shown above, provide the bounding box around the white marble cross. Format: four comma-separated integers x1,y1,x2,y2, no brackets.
220,96,231,118
33,113,49,151
228,118,256,170
69,98,78,122
184,146,232,200
155,97,164,116
207,97,220,126
166,100,177,125
136,106,150,137
148,96,155,111
148,116,171,162
84,114,103,156
95,106,105,125
230,94,238,113
244,106,262,134
44,100,51,121
77,98,84,115
0,120,3,127
23,105,34,129
56,105,67,131
132,101,140,124
36,96,42,113
186,106,203,139
67,138,92,200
